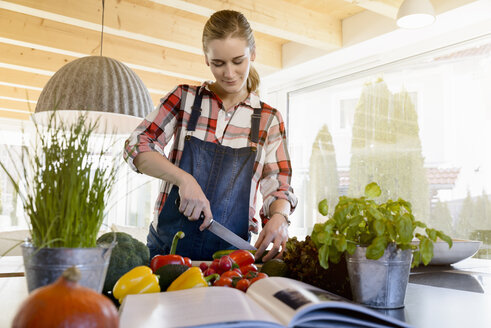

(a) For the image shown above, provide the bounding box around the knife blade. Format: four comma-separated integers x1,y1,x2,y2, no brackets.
175,197,256,251
206,219,257,251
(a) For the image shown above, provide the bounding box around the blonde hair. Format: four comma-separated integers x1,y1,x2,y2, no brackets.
202,10,260,93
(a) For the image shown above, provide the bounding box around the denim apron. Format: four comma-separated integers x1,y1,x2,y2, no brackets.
147,87,262,260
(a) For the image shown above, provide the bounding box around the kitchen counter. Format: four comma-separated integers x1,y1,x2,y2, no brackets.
0,276,27,327
383,258,491,327
1,256,490,327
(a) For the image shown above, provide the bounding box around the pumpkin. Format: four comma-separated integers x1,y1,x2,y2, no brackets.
12,266,119,328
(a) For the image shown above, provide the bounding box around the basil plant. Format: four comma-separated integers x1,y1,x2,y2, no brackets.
312,182,452,269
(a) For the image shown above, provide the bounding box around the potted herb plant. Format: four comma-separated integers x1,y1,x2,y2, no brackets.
0,111,120,292
312,182,452,309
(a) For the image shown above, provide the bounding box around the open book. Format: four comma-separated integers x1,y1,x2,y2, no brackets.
119,276,412,328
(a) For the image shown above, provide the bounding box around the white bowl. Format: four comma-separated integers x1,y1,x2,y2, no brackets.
429,239,482,265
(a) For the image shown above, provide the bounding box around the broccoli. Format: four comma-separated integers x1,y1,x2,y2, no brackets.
97,231,150,293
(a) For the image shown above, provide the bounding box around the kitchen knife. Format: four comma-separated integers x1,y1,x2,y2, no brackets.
175,197,256,251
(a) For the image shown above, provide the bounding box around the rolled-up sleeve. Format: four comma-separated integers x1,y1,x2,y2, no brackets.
259,111,297,222
124,86,182,172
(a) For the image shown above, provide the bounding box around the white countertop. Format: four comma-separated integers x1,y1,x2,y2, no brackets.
0,276,28,327
2,256,491,328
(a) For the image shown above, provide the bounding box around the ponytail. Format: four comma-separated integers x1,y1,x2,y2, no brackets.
247,65,260,93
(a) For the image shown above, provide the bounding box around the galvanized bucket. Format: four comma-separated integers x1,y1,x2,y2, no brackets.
346,244,412,309
21,241,113,293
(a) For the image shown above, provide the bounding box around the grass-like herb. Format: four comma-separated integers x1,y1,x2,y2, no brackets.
0,111,120,248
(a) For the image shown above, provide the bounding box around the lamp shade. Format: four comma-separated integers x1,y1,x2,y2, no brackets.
35,56,154,134
396,0,435,29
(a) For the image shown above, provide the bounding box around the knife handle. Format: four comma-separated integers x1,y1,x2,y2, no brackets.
175,196,206,221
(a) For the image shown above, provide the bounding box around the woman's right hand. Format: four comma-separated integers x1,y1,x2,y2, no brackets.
133,152,213,230
177,173,213,230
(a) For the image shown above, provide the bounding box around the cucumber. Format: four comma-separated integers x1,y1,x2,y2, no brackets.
212,249,269,263
212,249,236,259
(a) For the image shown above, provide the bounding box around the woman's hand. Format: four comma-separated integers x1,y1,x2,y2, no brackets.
134,152,213,230
253,214,289,262
177,174,213,231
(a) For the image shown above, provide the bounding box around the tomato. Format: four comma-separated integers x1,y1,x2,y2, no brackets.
218,255,234,273
199,262,209,272
229,250,255,267
235,278,251,292
209,259,220,272
183,257,192,267
220,270,242,279
203,267,216,276
239,263,258,275
213,277,233,287
250,272,268,285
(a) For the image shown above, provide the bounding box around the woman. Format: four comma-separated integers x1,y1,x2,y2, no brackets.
124,10,297,261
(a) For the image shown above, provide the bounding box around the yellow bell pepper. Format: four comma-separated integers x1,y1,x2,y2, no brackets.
113,266,160,303
166,267,217,291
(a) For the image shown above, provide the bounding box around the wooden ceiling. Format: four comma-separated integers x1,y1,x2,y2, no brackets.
0,0,465,121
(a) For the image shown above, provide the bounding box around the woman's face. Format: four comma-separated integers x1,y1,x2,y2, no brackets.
205,37,255,97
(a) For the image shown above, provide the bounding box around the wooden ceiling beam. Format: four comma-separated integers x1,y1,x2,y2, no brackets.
341,0,399,18
0,9,213,81
0,85,41,102
0,67,50,90
2,0,282,70
0,64,198,101
0,83,162,113
153,0,342,51
0,52,196,109
0,109,31,121
0,98,35,112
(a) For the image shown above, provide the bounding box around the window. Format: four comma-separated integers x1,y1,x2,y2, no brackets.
285,37,491,259
0,121,159,233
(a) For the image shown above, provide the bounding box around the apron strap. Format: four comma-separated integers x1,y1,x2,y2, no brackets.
187,87,262,145
250,105,262,144
187,86,202,132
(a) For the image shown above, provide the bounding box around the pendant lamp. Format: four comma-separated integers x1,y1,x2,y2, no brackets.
396,0,436,29
34,0,153,134
34,56,153,134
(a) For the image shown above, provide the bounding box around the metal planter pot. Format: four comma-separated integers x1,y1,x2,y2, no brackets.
346,244,412,309
21,242,113,293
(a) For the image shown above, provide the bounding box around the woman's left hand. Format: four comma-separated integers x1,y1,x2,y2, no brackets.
253,214,289,262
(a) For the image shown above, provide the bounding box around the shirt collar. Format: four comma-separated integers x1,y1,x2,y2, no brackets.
201,81,261,109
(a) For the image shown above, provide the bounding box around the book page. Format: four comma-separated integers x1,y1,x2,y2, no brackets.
246,277,412,328
119,286,282,328
246,277,312,326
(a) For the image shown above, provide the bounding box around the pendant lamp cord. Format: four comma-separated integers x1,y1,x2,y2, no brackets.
100,0,105,56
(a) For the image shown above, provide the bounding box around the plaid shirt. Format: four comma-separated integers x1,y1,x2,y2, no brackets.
124,82,297,233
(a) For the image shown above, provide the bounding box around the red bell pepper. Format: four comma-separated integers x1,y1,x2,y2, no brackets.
229,250,255,267
150,231,187,272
